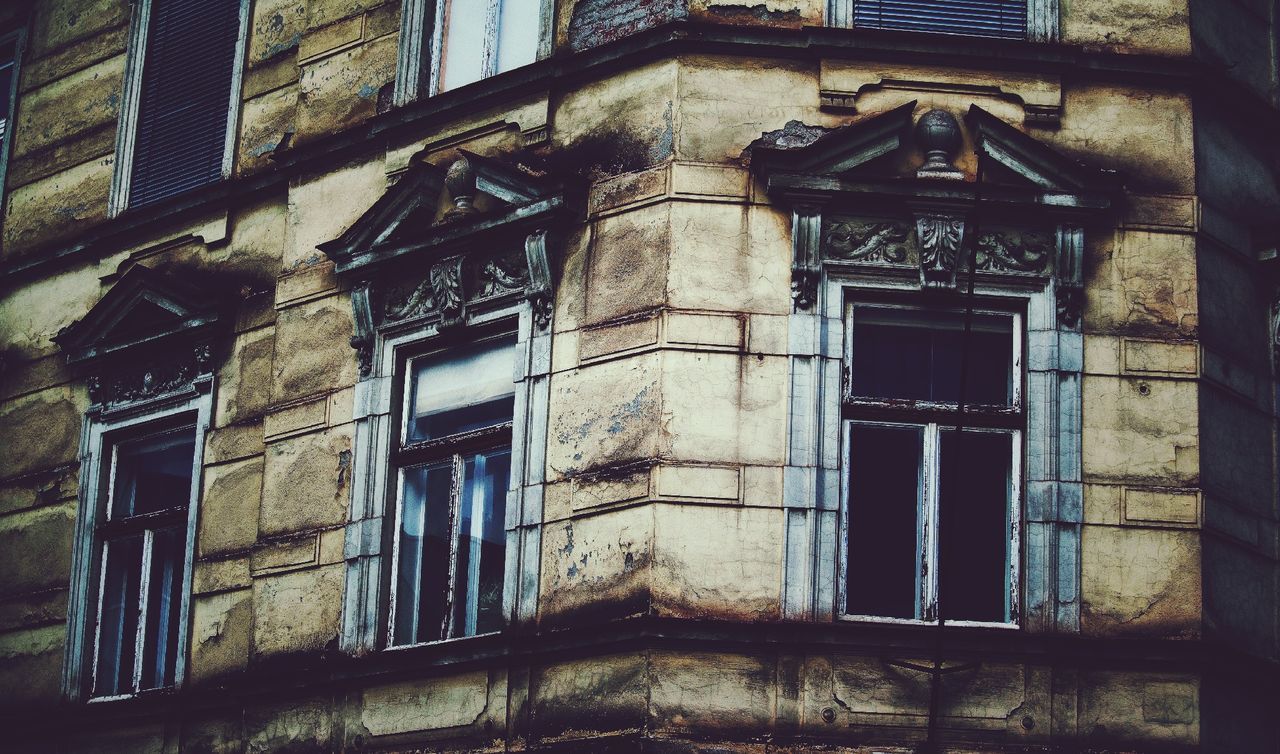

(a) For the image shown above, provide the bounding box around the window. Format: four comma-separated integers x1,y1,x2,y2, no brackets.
828,0,1058,42
388,335,517,646
110,0,249,214
395,0,551,105
87,422,200,698
841,304,1022,625
0,28,23,213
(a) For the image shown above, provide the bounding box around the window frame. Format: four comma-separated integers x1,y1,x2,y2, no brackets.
826,0,1059,42
64,390,211,702
107,0,251,217
0,24,24,220
393,0,555,106
837,299,1025,629
383,328,519,649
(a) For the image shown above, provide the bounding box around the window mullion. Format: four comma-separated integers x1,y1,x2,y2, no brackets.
921,422,941,622
442,453,466,640
132,528,155,693
482,0,501,78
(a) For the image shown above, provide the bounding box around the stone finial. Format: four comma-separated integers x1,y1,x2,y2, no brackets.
914,109,963,180
441,156,478,223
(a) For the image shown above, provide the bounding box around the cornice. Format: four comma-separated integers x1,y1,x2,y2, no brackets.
1,20,1276,288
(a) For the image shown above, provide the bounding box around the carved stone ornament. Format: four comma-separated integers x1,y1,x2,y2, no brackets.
916,214,967,289
824,220,912,264
1057,283,1084,329
87,344,212,408
915,109,964,180
974,229,1055,274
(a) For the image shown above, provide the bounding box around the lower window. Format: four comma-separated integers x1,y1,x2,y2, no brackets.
90,425,197,698
841,303,1022,626
388,335,516,646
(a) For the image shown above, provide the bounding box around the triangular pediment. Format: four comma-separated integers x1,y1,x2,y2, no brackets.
751,101,917,177
318,152,563,277
966,105,1118,193
54,265,222,367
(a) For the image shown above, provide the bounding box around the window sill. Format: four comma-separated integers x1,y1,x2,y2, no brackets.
838,614,1018,630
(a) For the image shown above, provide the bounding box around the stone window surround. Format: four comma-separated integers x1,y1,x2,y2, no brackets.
62,383,214,702
782,229,1084,633
826,0,1060,42
340,298,552,653
393,0,557,107
106,0,252,218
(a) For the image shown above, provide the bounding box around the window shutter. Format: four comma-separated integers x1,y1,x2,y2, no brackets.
853,0,1027,40
128,0,241,210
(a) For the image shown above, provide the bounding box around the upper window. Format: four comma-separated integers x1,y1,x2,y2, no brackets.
388,334,517,646
0,29,22,214
841,304,1022,626
829,0,1056,41
87,422,200,699
395,0,550,105
112,0,247,213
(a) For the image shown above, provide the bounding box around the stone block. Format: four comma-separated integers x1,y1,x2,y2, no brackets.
12,54,124,160
216,326,276,425
1062,0,1193,55
667,201,791,315
0,463,77,517
249,0,307,64
0,503,74,597
189,588,252,684
238,85,299,176
286,156,385,269
28,0,129,58
251,535,319,574
653,464,740,502
570,467,650,513
546,353,661,479
299,14,362,61
0,262,100,356
670,162,750,199
193,555,252,595
205,421,265,464
199,456,263,556
589,164,669,217
532,653,648,738
1081,525,1201,637
651,504,782,620
252,563,343,657
1081,375,1198,485
361,671,490,737
23,24,128,92
3,154,113,259
1085,230,1197,337
747,313,789,356
665,311,745,350
579,314,660,362
8,122,116,190
270,296,357,402
0,588,67,633
295,33,396,146
263,395,328,441
660,351,788,466
650,651,775,736
245,695,333,753
1123,487,1200,526
539,505,652,627
1122,339,1198,376
741,465,784,507
583,203,671,326
1078,672,1199,745
181,712,244,754
259,424,353,537
553,227,589,334
0,624,63,704
306,0,384,30
552,59,677,179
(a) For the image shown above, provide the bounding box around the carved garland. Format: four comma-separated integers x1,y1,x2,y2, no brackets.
87,343,214,408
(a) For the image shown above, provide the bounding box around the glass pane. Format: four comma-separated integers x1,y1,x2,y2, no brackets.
112,430,197,518
392,461,455,645
140,526,186,689
850,307,1014,406
452,448,510,637
407,337,516,443
94,535,144,697
845,424,922,619
495,0,539,73
439,0,489,91
939,430,1013,623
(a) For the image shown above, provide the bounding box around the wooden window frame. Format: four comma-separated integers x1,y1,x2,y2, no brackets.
393,0,555,106
107,0,251,218
384,333,517,648
837,301,1024,629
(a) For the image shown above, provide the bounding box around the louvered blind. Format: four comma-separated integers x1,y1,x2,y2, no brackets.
128,0,241,210
853,0,1027,39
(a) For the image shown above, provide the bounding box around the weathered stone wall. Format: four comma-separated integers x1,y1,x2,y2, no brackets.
0,0,1278,751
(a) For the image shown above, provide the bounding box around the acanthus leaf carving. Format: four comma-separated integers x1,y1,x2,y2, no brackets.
478,251,531,298
916,214,966,289
824,220,912,264
975,229,1054,274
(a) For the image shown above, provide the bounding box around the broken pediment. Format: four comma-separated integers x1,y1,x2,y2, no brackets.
54,264,227,408
318,151,568,375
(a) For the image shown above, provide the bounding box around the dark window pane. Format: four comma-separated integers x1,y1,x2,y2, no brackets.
94,535,144,697
854,0,1027,40
451,449,510,637
845,424,922,619
939,430,1013,623
393,462,454,645
112,430,196,518
407,338,517,442
140,526,186,689
851,307,1013,406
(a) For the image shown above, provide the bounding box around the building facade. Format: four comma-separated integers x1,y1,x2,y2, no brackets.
0,0,1278,751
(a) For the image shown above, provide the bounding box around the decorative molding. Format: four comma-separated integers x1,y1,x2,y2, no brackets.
791,205,824,310
350,282,375,377
88,344,212,409
975,229,1055,274
823,220,912,264
916,213,966,290
524,229,554,330
1055,225,1085,329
